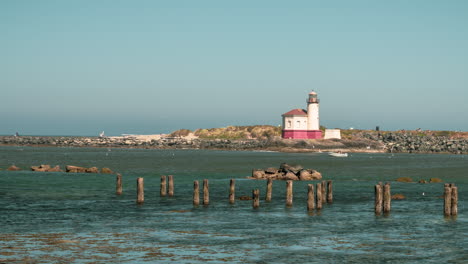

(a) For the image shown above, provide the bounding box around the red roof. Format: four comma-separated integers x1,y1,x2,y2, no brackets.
282,109,307,116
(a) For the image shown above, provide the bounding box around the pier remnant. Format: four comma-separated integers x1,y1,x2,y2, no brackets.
327,180,333,203
193,180,200,206
168,175,174,197
286,180,293,207
451,186,458,216
137,177,144,204
116,173,123,195
375,184,383,215
253,189,260,208
307,184,315,211
203,179,209,205
229,179,235,204
316,182,323,210
160,175,167,197
266,179,273,202
383,182,391,214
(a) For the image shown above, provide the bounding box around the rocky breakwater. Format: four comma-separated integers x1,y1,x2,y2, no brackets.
251,163,322,181
362,132,468,154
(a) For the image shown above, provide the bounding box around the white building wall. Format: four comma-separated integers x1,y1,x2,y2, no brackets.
284,116,308,130
324,129,341,139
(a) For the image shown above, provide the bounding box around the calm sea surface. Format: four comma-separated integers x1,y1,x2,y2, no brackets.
0,146,467,263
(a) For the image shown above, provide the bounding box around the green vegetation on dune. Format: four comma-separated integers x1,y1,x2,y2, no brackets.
170,125,282,140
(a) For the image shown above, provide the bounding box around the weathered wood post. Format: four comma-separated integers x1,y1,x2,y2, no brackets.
265,179,273,202
229,179,235,204
168,175,174,197
203,179,209,205
136,177,144,204
444,186,452,216
116,173,123,195
307,184,315,211
451,186,458,216
327,180,333,203
193,180,200,206
374,184,383,215
286,180,293,207
253,189,260,208
160,175,167,197
316,182,323,210
321,181,327,203
383,182,391,214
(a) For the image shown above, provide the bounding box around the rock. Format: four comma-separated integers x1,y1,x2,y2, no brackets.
299,169,322,180
86,167,99,173
391,194,405,200
280,163,303,174
238,195,252,200
429,177,443,183
48,165,62,172
7,165,21,171
66,165,88,173
265,167,278,174
31,165,51,172
396,177,413,183
101,167,113,174
252,169,265,179
418,179,428,184
284,172,299,181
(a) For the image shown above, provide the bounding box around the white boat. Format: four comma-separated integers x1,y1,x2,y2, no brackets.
329,152,348,157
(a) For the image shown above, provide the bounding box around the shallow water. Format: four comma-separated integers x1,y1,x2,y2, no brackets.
0,147,466,263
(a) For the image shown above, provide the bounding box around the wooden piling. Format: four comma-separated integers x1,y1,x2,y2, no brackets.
160,175,167,197
444,186,452,216
321,181,327,203
307,184,315,211
168,175,174,197
136,177,144,204
374,184,383,215
327,180,333,203
193,180,200,206
451,186,458,216
116,173,122,195
252,189,260,208
286,180,293,207
316,182,323,210
229,179,235,204
383,182,391,213
265,179,273,202
203,179,209,205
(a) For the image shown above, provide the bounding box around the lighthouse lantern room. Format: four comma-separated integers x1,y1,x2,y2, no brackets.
282,91,322,139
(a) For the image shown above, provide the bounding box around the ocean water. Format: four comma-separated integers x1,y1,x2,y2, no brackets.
0,146,466,263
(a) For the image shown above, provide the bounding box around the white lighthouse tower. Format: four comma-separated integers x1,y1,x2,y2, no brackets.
307,91,320,131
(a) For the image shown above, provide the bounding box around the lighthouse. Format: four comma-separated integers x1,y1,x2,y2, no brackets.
281,91,323,139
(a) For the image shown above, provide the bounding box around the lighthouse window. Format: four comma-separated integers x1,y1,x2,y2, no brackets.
287,120,292,128
296,120,300,128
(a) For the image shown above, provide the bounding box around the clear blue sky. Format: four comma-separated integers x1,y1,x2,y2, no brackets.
1,0,467,136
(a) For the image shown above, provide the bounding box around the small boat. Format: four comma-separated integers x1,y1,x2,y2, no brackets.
329,152,348,157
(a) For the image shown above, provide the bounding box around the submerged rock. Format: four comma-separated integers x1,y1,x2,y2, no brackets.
391,194,405,200
7,165,21,171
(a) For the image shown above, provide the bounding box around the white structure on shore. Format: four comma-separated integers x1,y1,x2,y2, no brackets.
281,91,322,139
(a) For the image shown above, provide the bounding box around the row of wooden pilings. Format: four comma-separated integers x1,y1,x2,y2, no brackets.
374,182,459,216
118,173,333,211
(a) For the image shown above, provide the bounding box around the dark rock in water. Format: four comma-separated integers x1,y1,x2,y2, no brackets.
280,163,303,174
284,172,299,181
391,194,405,200
252,169,265,179
7,165,21,171
101,167,113,174
418,179,428,184
299,169,322,181
429,177,443,183
265,167,278,174
238,195,252,200
396,177,413,183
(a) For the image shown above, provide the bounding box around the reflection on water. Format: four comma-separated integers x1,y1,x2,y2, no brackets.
0,147,466,263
